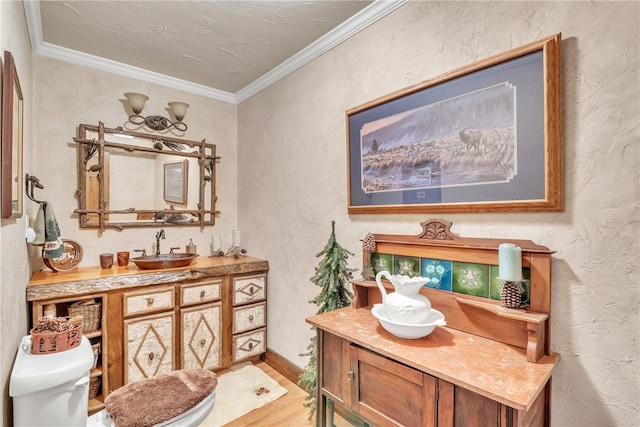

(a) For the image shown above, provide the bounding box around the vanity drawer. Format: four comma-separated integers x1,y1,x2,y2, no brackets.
232,274,266,306
233,302,266,334
123,286,174,317
233,328,266,362
180,280,221,306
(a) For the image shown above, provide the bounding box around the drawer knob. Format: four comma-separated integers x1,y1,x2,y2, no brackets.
146,297,154,305
249,315,254,321
249,286,255,295
200,339,206,347
200,290,206,298
148,352,155,361
248,342,253,349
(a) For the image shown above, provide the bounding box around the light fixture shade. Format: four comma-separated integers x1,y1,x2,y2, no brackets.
168,102,189,122
124,92,149,114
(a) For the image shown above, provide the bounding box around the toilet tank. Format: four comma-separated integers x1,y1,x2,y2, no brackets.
10,335,94,427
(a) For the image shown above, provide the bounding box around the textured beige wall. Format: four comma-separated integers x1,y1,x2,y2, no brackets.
0,2,33,425
31,58,239,266
238,1,639,425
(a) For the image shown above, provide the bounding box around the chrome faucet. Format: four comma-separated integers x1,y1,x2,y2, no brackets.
155,229,165,255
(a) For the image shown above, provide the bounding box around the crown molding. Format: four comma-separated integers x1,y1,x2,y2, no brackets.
37,41,238,103
24,0,409,105
235,0,410,103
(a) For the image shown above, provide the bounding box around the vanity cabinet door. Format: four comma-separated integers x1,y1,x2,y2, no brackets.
319,330,351,407
350,345,437,427
180,302,222,370
437,379,545,427
124,311,175,384
317,331,437,427
437,381,499,426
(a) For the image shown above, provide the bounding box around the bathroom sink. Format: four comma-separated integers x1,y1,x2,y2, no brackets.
131,253,199,270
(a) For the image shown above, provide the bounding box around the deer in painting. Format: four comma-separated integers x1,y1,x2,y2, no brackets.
458,129,482,152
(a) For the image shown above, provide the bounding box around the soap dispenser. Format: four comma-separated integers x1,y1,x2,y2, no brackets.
186,239,197,254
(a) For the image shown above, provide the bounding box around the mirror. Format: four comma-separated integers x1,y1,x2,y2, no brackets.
74,122,219,231
1,50,24,219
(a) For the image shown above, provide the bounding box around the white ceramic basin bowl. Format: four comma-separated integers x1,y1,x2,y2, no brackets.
372,304,446,339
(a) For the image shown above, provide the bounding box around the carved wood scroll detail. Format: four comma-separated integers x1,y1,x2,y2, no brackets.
371,219,553,253
417,219,455,241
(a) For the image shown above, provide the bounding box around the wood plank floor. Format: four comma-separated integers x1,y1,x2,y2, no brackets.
220,361,351,427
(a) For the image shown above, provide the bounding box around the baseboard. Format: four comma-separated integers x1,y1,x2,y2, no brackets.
262,348,304,388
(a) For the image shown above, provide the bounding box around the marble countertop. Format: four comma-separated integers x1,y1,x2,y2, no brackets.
307,306,559,412
27,256,268,302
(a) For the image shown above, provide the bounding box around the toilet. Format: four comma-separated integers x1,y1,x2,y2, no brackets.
10,335,216,427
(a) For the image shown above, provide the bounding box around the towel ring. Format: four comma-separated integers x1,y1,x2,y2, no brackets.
25,174,45,204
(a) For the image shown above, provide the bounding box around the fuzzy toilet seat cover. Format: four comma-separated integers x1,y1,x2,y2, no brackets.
104,369,218,427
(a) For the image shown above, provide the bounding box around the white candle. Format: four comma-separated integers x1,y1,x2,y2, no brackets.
498,243,523,281
232,230,241,247
212,234,221,252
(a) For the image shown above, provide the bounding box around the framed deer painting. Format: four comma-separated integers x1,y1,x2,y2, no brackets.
346,34,562,214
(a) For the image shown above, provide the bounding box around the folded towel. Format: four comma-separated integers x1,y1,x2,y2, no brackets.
33,202,64,259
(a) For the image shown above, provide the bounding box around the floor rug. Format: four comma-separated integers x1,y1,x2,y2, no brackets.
199,363,288,427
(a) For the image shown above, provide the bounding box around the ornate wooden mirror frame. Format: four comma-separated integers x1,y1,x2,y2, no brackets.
74,122,220,231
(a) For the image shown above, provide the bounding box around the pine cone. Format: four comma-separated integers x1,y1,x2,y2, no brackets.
501,282,522,308
362,233,376,253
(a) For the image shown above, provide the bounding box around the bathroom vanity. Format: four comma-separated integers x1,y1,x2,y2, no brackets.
307,220,560,427
27,256,268,415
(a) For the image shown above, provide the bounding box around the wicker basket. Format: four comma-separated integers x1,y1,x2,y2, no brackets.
68,300,101,332
30,324,83,355
91,341,101,369
89,375,101,400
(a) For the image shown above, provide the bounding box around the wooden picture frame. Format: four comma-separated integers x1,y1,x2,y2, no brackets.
163,160,188,205
346,33,562,214
2,50,24,219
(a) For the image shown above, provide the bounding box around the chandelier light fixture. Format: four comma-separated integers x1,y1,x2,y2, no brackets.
124,92,189,131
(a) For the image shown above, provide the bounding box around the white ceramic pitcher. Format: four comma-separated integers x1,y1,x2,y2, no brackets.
375,271,432,324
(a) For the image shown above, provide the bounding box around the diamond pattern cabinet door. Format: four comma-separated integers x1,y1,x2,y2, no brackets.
180,302,222,370
124,311,175,384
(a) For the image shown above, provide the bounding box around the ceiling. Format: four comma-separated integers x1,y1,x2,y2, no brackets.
25,1,407,103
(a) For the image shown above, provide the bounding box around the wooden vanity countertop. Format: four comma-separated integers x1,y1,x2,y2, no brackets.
27,256,269,301
307,306,559,412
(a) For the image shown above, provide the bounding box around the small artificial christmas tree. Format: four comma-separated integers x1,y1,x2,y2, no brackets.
298,221,355,420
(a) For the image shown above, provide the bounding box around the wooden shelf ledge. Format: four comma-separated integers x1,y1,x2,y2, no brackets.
454,296,548,323
455,296,548,363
